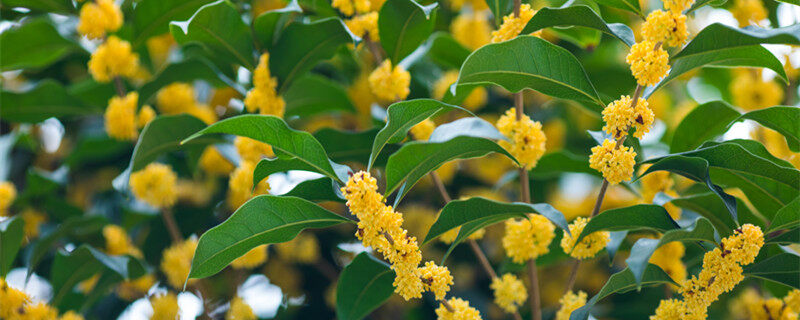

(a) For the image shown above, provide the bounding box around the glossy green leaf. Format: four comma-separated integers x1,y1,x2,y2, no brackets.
673,24,800,61
0,80,99,123
737,106,800,152
336,252,395,320
189,195,350,279
315,128,396,166
427,32,471,69
170,0,256,69
590,0,642,17
284,74,356,117
575,204,680,244
0,18,82,71
132,0,215,46
485,0,513,26
138,59,240,107
26,216,107,279
50,245,134,306
569,265,674,320
281,178,345,202
521,5,635,46
768,196,800,232
456,36,603,109
528,150,600,178
670,101,740,153
184,115,349,183
766,228,799,245
1,0,74,13
0,216,24,276
368,99,468,169
378,0,438,63
130,114,220,172
686,0,726,13
744,253,800,289
272,18,355,92
626,218,717,286
253,157,318,187
252,0,303,48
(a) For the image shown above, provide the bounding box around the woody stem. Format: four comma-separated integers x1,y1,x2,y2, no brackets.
162,208,182,244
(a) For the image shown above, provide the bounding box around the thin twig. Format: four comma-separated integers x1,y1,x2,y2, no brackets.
430,172,452,203
162,208,182,244
564,259,581,293
468,240,497,279
590,180,610,218
529,261,542,320
113,77,126,96
513,0,521,17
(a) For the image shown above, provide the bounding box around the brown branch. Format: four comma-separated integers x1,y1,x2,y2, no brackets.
430,172,452,203
564,259,581,294
529,261,542,320
113,77,126,97
468,240,497,279
161,208,182,244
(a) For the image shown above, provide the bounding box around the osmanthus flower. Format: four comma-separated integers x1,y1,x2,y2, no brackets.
496,108,547,170
732,0,767,27
129,163,178,209
626,40,670,87
146,33,175,68
156,83,196,115
649,241,687,283
20,302,59,320
226,296,257,320
88,36,141,83
745,295,800,320
276,233,320,264
60,311,86,320
449,0,489,10
235,136,274,163
491,4,537,43
730,69,784,111
199,147,235,176
227,161,271,210
650,299,685,320
490,274,528,313
555,291,588,320
410,119,436,141
0,277,30,319
663,0,695,13
103,225,143,258
0,181,17,214
332,0,371,16
150,292,179,320
160,238,198,289
137,105,156,129
432,71,487,111
369,60,411,102
245,53,285,117
502,214,555,263
21,208,47,239
451,13,492,51
231,245,268,269
436,297,483,320
589,139,636,185
104,92,140,140
77,0,122,39
602,95,654,139
786,290,800,312
641,10,688,48
117,274,156,301
346,12,379,41
560,217,610,259
418,261,454,301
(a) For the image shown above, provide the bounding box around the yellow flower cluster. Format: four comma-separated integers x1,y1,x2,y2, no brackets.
1,278,80,320
641,10,688,48
491,4,536,43
146,33,175,68
199,147,235,176
490,274,528,313
160,238,198,289
732,0,767,27
731,288,800,320
150,293,179,320
435,297,483,320
332,0,371,16
589,139,636,185
117,274,156,301
103,225,143,258
496,108,547,169
276,233,320,264
555,290,588,320
1,277,29,319
235,136,274,163
451,13,492,51
346,12,379,40
105,92,153,140
502,214,555,263
663,0,695,13
77,0,122,39
419,261,454,301
626,40,670,86
228,161,271,210
129,163,178,209
226,296,257,320
410,119,436,141
753,127,800,168
449,0,488,10
602,95,654,139
649,241,687,283
155,83,218,124
231,245,268,269
21,209,46,239
369,60,411,102
432,71,487,111
639,164,681,219
88,36,141,83
730,69,784,111
560,217,610,259
245,53,285,117
651,224,764,320
0,181,17,215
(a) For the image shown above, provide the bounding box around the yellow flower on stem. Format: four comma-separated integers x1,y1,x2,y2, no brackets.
491,274,528,313
641,10,688,48
103,225,142,258
368,60,411,102
156,83,195,115
418,261,454,301
244,53,285,117
491,4,536,43
589,139,636,185
602,95,654,139
451,13,492,51
88,36,141,83
626,40,670,87
129,163,178,209
663,0,695,13
150,293,179,320
332,0,371,16
496,108,547,170
105,92,140,141
346,12,379,41
77,0,122,39
502,214,555,263
160,239,198,289
555,291,588,320
227,161,271,210
560,217,610,259
435,297,483,320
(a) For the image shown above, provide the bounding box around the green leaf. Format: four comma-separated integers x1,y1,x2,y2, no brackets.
253,157,319,187
138,59,240,107
314,128,396,166
456,36,602,109
673,24,800,61
0,80,99,123
26,216,107,279
686,0,726,13
575,204,680,244
131,0,215,46
589,0,642,17
767,228,799,245
737,106,800,152
1,0,74,13
130,114,221,172
768,196,800,232
528,151,600,178
744,253,800,289
170,0,256,69
625,218,717,286
272,18,355,92
336,252,395,320
183,115,349,183
670,101,740,153
368,99,468,169
50,245,135,307
284,74,356,117
484,0,513,26
385,136,514,203
0,216,24,276
0,18,82,71
521,5,635,46
378,0,438,64
282,178,345,202
189,195,350,279
253,0,303,48
427,32,471,69
569,265,675,320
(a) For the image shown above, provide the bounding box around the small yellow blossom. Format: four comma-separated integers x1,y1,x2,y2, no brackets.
187,104,218,125
1,277,30,319
245,53,285,117
88,36,141,83
589,139,636,185
451,13,492,51
418,261,454,300
156,83,196,115
253,0,288,16
369,60,411,102
602,95,654,139
228,161,271,210
649,241,687,283
105,92,139,140
231,245,268,269
641,10,688,48
436,297,483,320
432,71,487,111
130,163,178,208
346,12,379,41
117,274,156,301
0,181,17,214
160,239,198,289
626,40,670,86
502,214,555,263
20,302,58,320
449,0,488,10
491,4,536,43
77,0,122,39
150,293,179,320
785,289,800,311
199,147,235,176
410,119,436,141
556,291,588,320
104,225,143,258
137,105,156,129
731,69,784,111
226,296,257,320
491,274,527,313
332,0,371,16
650,299,685,320
276,233,319,264
21,208,46,239
146,33,175,68
560,217,610,259
732,0,767,27
496,108,547,169
60,311,86,320
663,0,695,13
235,136,274,163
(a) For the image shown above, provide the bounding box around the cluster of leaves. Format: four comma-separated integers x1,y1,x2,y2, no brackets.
0,0,799,319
